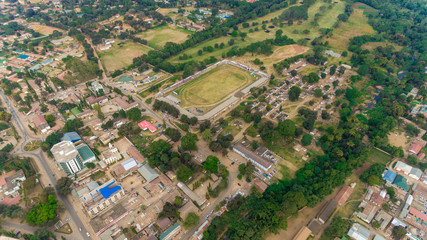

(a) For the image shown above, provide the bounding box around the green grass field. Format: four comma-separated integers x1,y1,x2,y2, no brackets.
174,65,255,109
98,41,151,72
325,7,375,51
368,148,393,164
169,0,346,64
243,0,347,42
138,25,191,50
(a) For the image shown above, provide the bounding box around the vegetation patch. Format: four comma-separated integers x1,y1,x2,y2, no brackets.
326,8,375,51
54,223,73,234
24,140,42,151
138,25,191,49
368,148,393,164
98,41,151,73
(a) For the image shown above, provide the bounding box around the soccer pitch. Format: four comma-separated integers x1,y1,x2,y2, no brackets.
174,64,255,110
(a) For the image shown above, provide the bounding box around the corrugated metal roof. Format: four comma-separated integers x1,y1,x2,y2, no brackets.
121,158,138,171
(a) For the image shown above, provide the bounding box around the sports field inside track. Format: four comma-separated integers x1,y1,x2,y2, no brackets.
173,65,255,109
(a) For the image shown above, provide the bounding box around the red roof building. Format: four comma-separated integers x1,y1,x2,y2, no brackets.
33,115,48,130
127,146,145,163
409,142,423,155
409,206,427,223
138,120,156,133
334,186,353,206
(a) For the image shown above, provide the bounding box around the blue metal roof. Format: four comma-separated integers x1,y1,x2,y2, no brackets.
383,169,397,183
99,180,121,199
61,131,81,142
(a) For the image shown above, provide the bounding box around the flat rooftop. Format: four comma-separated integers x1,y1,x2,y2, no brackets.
51,141,78,162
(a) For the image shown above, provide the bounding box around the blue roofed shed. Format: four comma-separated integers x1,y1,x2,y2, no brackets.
383,170,397,183
100,180,122,199
61,131,82,143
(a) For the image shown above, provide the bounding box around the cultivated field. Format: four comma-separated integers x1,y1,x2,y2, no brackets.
174,65,255,110
138,25,191,49
98,41,150,72
326,7,376,51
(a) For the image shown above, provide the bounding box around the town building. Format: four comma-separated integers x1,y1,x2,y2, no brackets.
383,169,397,183
348,223,371,240
177,182,205,206
293,226,312,240
77,144,96,164
61,131,82,144
86,95,108,107
318,199,337,224
101,147,119,164
138,120,157,133
51,141,84,175
112,158,140,180
233,143,274,171
409,142,423,155
89,81,105,96
159,223,181,240
112,96,138,111
33,115,50,134
0,170,26,203
393,174,410,191
127,145,145,163
334,185,353,206
80,179,126,218
394,161,422,181
89,204,128,236
138,164,160,183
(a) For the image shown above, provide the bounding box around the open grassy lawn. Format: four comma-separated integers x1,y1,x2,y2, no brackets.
174,65,255,108
170,0,346,65
265,143,307,169
24,140,42,151
232,44,309,74
326,7,375,51
244,0,347,42
138,25,191,49
168,36,238,63
368,148,393,165
98,41,150,72
28,22,63,35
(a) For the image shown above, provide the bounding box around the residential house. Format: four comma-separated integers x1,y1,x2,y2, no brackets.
112,96,138,111
86,95,108,107
0,170,26,198
33,115,50,134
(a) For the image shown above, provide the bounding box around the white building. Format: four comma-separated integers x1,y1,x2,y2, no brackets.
0,170,26,198
51,141,84,175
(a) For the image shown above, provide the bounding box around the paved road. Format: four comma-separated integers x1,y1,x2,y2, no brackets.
0,90,91,240
181,169,239,240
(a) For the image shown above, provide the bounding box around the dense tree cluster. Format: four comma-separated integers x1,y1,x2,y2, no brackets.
360,163,385,185
153,100,180,118
26,192,58,226
204,100,367,239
